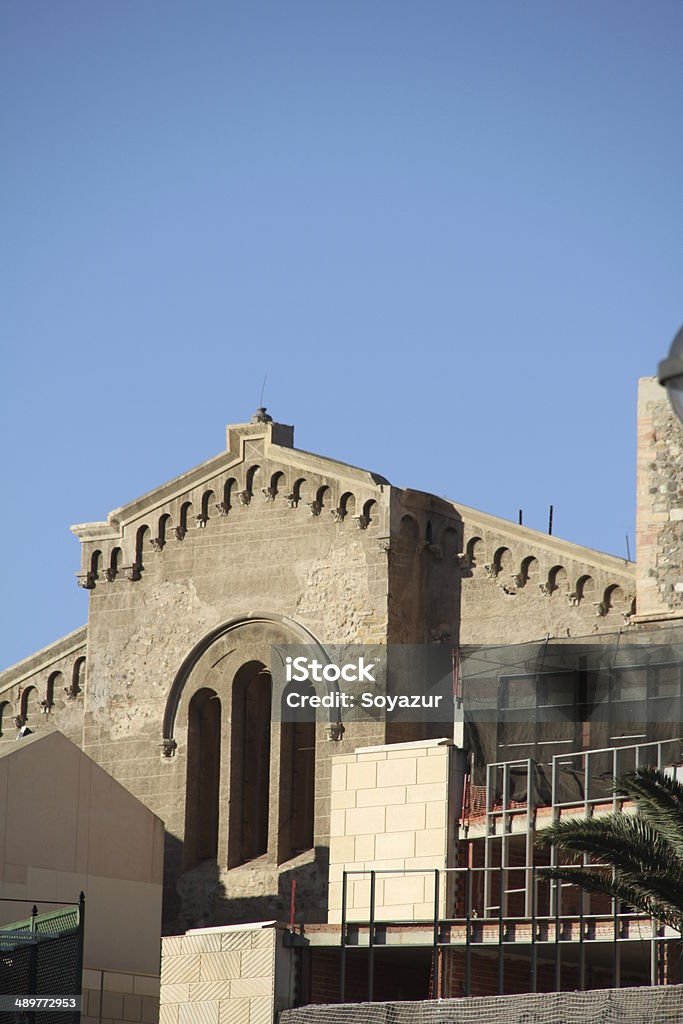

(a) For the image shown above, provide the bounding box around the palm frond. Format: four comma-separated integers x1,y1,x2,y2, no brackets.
542,865,683,932
537,812,673,876
618,767,683,862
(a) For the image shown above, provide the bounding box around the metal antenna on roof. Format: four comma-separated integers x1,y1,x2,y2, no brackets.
259,374,268,409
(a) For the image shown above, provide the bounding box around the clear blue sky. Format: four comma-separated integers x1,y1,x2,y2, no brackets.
2,1,681,667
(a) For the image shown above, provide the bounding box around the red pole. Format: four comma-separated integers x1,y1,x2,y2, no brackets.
289,878,297,931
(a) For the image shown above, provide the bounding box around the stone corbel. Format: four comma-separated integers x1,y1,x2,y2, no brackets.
124,564,142,582
284,493,299,509
161,738,177,758
327,722,345,741
428,543,443,559
539,582,555,596
194,514,208,529
484,563,499,579
262,487,277,502
566,591,580,607
64,686,78,701
455,554,472,569
174,526,187,541
308,501,323,517
39,699,51,715
511,573,525,589
104,568,117,582
330,507,346,523
151,537,165,551
377,538,391,553
416,541,430,554
500,583,517,596
238,490,252,506
593,601,607,617
215,502,230,517
353,514,370,530
77,573,95,590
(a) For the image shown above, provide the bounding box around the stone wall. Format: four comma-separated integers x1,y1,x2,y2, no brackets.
327,739,460,924
160,922,291,1024
81,969,160,1024
636,376,683,619
0,412,641,936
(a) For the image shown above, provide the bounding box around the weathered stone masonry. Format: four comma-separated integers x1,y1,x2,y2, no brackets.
0,410,636,933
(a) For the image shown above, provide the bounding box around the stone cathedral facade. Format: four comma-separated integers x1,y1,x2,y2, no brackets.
0,406,637,937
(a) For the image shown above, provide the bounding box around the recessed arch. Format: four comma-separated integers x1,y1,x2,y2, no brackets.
279,680,316,861
362,499,377,526
221,477,237,514
46,671,63,709
290,478,306,504
158,513,172,544
520,555,539,583
245,465,261,495
72,656,86,696
466,537,484,565
199,490,215,524
548,564,568,592
229,662,272,866
493,546,512,573
339,491,356,516
135,525,152,568
184,688,221,869
576,574,595,600
603,583,625,613
162,613,334,744
179,501,193,533
266,471,286,501
19,685,37,723
109,547,123,579
90,550,103,579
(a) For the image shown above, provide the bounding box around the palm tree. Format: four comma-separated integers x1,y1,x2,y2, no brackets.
537,766,683,933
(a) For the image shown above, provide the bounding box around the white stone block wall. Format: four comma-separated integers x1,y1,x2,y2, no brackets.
160,923,290,1024
328,738,456,924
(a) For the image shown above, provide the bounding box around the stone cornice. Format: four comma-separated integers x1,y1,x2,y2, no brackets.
0,625,87,690
453,501,635,580
70,424,391,541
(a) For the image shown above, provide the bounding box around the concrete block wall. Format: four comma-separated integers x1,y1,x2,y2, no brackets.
160,923,292,1024
328,738,456,924
80,969,160,1024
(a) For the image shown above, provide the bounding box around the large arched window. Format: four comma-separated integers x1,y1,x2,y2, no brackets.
184,688,221,869
279,681,316,861
229,663,272,867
